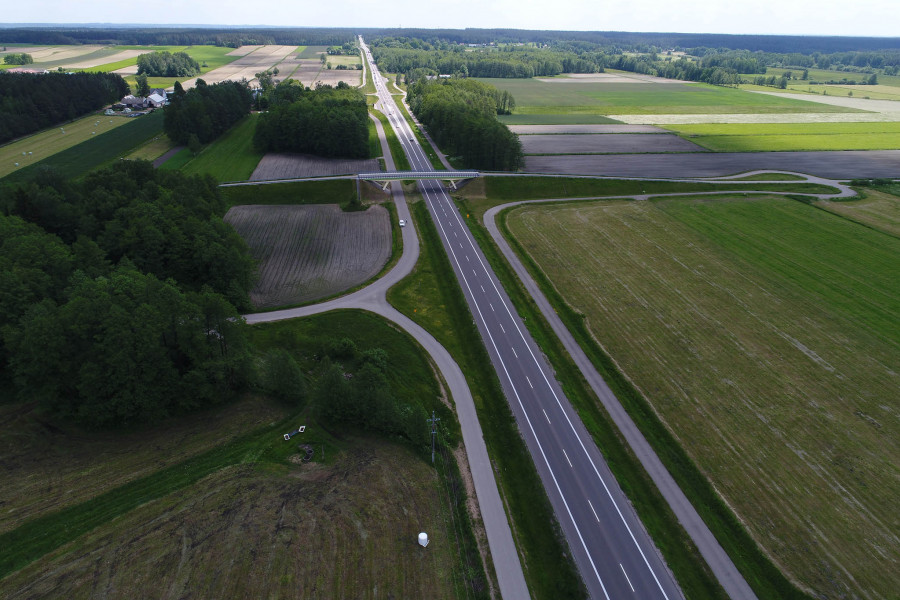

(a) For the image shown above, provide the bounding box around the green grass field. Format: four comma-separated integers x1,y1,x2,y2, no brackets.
125,134,177,162
664,122,900,152
816,187,900,237
2,110,165,183
221,179,358,207
476,78,861,116
175,114,264,182
1,112,131,179
0,311,484,598
504,196,899,600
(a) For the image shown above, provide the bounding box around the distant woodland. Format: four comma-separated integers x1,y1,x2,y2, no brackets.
0,72,129,144
136,51,200,77
408,78,522,171
253,82,370,159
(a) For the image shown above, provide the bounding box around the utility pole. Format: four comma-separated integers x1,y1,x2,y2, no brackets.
427,411,440,464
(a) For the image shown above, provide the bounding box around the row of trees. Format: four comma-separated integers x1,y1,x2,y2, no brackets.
3,53,32,65
0,71,129,144
0,161,257,427
253,81,370,158
163,79,253,145
408,78,522,171
136,50,200,77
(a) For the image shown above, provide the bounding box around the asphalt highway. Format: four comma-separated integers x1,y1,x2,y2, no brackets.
361,39,684,600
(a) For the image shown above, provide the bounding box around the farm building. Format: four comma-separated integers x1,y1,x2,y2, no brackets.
147,92,166,107
121,95,148,109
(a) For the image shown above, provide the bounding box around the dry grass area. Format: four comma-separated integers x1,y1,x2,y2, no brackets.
505,196,899,599
225,204,391,309
816,188,900,237
61,49,145,69
0,396,290,535
250,153,379,181
0,437,458,600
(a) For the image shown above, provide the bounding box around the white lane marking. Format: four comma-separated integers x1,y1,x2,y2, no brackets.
454,231,458,238
440,188,672,599
466,255,469,262
620,564,635,593
490,303,494,312
563,448,572,467
511,346,518,358
499,322,505,333
473,269,477,277
480,285,485,293
526,376,533,389
588,499,600,522
543,409,551,424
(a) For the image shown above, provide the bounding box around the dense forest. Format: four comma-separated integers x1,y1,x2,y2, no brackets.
253,82,369,158
0,161,256,427
0,71,129,144
3,53,33,65
163,79,252,145
408,78,522,171
136,50,200,77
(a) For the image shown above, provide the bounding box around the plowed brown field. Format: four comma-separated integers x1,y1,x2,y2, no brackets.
250,154,380,181
225,204,391,308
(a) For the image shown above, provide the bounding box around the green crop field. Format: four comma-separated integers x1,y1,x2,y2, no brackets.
175,114,264,182
664,122,900,151
504,195,899,600
2,110,165,183
1,112,131,179
475,78,860,116
298,45,327,59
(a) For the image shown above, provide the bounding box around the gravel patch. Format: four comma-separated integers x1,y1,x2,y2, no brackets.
251,153,381,181
521,133,707,154
524,150,900,178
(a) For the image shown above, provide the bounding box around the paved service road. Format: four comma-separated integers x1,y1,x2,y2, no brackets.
360,39,684,600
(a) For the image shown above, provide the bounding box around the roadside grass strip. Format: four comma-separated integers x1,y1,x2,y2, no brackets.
178,114,264,182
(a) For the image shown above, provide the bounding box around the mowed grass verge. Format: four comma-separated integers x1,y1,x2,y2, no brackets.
664,122,900,152
174,114,264,182
476,78,861,115
816,186,900,237
0,311,483,599
503,196,899,600
388,200,587,600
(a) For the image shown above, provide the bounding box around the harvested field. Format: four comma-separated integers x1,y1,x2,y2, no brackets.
251,153,380,181
179,45,297,90
312,69,363,87
25,45,103,63
523,150,900,178
60,49,145,69
0,438,458,600
816,188,900,237
510,124,666,134
521,133,706,154
225,204,391,308
226,45,260,56
505,196,900,600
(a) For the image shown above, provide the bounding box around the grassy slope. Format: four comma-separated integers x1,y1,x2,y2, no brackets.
388,200,587,600
503,196,899,599
816,186,900,237
476,78,860,115
0,311,485,599
179,114,264,182
2,110,165,183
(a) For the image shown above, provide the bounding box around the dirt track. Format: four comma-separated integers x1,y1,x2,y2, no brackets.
524,150,900,178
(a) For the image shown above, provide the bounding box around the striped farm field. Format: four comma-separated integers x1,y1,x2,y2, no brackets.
225,204,391,309
504,196,899,600
664,122,900,152
816,187,900,237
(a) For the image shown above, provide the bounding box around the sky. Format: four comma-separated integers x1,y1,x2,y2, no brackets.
2,0,898,38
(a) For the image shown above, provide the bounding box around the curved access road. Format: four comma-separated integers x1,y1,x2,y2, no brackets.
481,172,855,600
243,105,532,600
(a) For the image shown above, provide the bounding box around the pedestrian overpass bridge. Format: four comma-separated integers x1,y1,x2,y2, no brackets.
358,170,480,191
